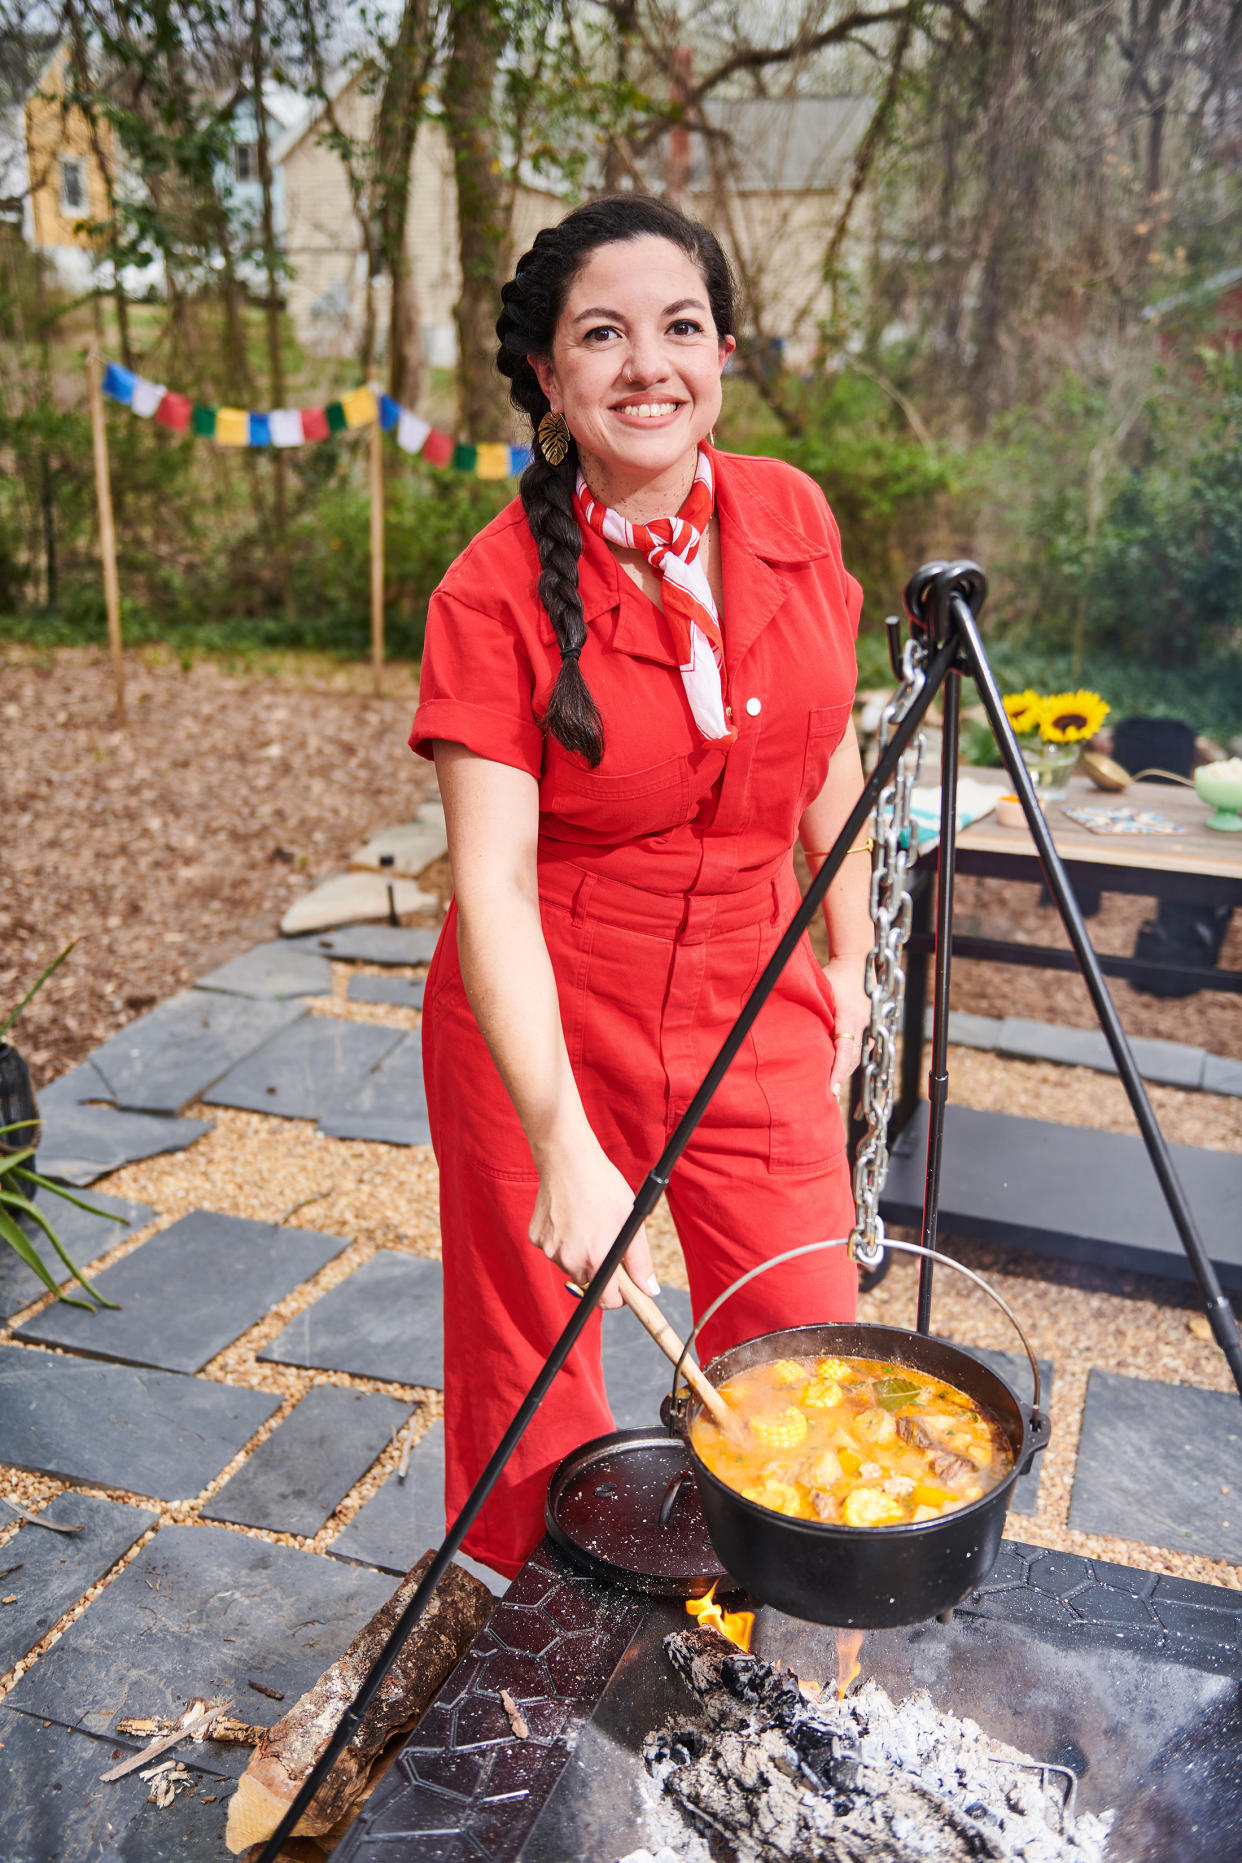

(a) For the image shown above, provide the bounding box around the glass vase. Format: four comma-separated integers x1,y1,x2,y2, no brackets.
1018,739,1078,803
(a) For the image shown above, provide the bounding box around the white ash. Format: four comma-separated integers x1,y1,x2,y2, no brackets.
641,1628,1113,1863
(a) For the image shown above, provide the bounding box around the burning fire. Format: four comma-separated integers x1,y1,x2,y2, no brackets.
685,1583,754,1652
835,1627,864,1698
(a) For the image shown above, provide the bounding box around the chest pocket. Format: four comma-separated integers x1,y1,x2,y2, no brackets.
800,701,854,807
541,753,693,844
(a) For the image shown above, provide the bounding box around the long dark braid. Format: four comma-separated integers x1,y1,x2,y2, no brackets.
496,197,736,768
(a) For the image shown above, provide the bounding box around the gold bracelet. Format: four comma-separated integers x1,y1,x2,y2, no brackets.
803,837,874,859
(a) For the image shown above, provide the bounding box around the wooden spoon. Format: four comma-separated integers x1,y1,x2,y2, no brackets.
614,1266,748,1443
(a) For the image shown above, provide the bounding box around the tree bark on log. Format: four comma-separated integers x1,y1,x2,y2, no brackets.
225,1552,493,1851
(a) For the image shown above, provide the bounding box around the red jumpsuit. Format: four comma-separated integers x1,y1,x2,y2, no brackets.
412,449,863,1576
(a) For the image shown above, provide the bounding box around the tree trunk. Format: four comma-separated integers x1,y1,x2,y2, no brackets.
224,1551,493,1850
443,0,513,437
252,0,290,612
374,0,436,408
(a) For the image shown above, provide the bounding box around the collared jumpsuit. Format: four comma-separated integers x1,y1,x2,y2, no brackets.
412,449,863,1577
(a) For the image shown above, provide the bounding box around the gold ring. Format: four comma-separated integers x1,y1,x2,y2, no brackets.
838,1032,861,1043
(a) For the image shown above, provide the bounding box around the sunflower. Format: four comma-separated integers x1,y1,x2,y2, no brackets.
1038,691,1110,743
1002,689,1043,736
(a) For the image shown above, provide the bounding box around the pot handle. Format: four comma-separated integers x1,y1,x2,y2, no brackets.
669,1237,1044,1425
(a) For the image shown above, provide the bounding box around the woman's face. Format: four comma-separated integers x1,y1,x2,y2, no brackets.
531,235,735,513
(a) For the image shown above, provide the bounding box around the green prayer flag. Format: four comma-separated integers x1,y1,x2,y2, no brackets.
452,442,478,473
325,400,347,434
192,403,217,439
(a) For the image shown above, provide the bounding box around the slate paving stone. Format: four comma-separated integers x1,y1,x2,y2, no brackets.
280,871,438,936
203,1015,404,1120
34,1059,114,1110
0,1707,232,1863
600,1287,694,1431
0,1492,157,1676
1069,1369,1242,1565
4,1524,395,1776
328,1419,506,1596
4,1190,156,1320
16,1209,350,1373
951,1342,1054,1517
195,939,334,1000
996,1017,1206,1088
347,971,426,1009
0,1344,279,1499
203,1384,413,1536
1203,1053,1242,1097
259,1249,443,1386
317,1029,430,1146
881,1103,1242,1290
288,923,440,966
84,990,307,1115
33,1102,213,1187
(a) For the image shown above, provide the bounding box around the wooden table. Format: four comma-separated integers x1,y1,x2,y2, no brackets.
896,770,1242,1132
875,768,1242,1292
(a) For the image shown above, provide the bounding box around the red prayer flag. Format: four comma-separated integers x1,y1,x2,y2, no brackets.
155,391,192,433
421,429,454,467
300,406,330,442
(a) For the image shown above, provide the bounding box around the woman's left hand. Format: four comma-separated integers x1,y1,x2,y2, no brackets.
823,954,870,1103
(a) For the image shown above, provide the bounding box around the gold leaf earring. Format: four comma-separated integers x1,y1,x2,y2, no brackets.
537,410,571,466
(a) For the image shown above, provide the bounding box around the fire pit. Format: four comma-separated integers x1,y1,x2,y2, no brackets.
332,1536,1242,1861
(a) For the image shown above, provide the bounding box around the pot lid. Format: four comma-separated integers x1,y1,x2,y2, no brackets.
545,1427,735,1597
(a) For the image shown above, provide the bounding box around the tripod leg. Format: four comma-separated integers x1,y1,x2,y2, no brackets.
917,668,962,1333
953,594,1242,1402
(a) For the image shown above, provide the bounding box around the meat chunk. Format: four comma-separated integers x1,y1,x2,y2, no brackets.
898,1414,979,1488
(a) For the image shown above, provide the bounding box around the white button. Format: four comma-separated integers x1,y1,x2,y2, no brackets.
745,696,762,716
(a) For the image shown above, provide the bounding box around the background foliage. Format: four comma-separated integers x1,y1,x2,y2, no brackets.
1,0,1240,731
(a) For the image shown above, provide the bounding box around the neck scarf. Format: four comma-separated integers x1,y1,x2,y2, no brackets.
575,446,734,743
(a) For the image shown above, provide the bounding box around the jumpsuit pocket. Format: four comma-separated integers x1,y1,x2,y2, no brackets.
800,701,855,808
424,913,590,1180
542,753,692,842
751,937,846,1174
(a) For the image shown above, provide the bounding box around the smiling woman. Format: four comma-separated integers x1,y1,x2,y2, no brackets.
408,196,875,1579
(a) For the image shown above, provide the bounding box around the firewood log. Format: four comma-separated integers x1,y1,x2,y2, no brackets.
225,1552,493,1852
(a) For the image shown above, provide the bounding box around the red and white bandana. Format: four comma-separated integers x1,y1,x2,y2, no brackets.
575,446,734,744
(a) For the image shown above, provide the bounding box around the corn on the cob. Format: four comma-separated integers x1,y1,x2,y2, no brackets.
842,1486,905,1527
803,1376,843,1410
750,1406,808,1448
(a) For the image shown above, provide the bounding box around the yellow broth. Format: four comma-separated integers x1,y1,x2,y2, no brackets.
691,1355,1014,1527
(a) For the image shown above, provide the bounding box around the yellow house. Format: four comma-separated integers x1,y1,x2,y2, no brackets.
19,39,112,288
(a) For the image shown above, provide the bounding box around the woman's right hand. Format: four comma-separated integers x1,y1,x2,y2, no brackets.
528,1137,657,1310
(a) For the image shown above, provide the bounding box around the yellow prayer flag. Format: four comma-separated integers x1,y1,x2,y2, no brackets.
341,385,378,429
475,442,510,480
215,406,249,447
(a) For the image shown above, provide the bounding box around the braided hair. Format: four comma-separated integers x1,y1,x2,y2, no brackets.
496,196,735,767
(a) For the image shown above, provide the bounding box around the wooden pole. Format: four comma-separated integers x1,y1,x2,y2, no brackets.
85,348,124,719
368,392,385,696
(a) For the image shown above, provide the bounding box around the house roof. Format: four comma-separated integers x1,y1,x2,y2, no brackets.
0,28,62,109
690,94,871,194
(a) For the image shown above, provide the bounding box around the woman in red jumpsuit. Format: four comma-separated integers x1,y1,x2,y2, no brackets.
412,196,873,1579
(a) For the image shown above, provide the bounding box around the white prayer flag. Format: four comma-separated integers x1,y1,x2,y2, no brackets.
130,376,166,418
268,409,304,448
396,408,432,456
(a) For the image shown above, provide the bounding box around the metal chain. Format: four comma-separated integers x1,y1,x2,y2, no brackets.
849,637,927,1270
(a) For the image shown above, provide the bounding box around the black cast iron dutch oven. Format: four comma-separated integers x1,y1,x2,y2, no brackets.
667,1239,1051,1629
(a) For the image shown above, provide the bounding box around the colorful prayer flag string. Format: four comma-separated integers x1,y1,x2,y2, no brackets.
99,362,529,478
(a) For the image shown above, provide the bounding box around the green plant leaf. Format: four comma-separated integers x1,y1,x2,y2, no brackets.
0,1206,93,1308
0,1145,38,1174
0,941,77,1042
15,1170,127,1224
1,1186,118,1308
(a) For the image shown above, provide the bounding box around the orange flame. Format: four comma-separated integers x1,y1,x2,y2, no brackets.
685,1582,754,1652
834,1627,864,1699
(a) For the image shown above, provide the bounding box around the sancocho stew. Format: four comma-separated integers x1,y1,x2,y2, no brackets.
691,1354,1015,1527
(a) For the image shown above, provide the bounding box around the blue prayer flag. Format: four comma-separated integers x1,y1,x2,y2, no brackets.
248,412,271,447
379,393,400,432
102,362,136,405
509,445,533,474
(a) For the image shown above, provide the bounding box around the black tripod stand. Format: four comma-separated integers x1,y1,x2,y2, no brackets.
257,559,1242,1860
